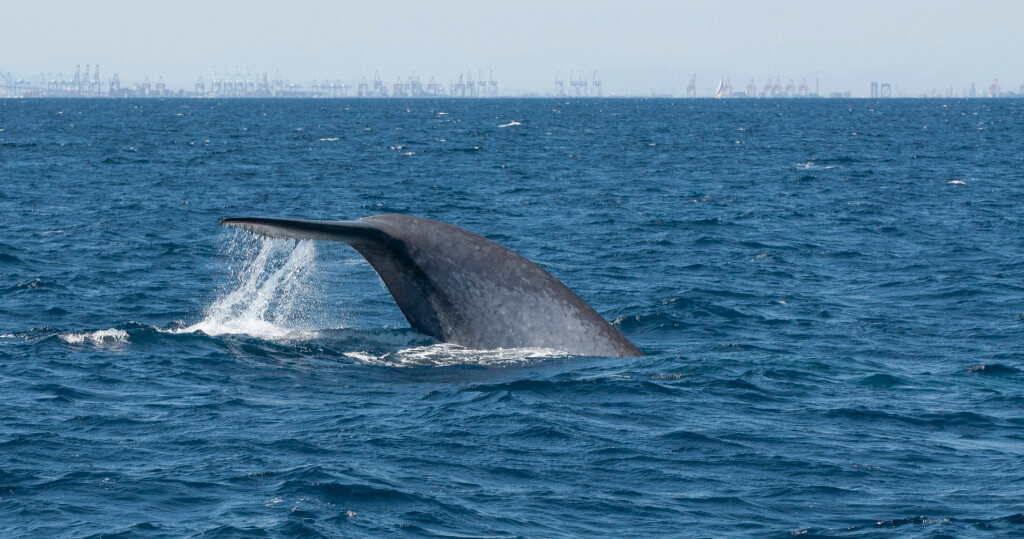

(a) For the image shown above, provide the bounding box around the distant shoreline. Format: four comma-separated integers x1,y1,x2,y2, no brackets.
1,96,1021,100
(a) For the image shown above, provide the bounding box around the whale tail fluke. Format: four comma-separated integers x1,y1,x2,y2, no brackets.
221,215,643,358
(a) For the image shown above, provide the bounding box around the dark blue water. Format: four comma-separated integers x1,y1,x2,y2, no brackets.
2,98,1023,536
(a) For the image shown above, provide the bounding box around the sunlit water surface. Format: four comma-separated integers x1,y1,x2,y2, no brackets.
2,99,1023,536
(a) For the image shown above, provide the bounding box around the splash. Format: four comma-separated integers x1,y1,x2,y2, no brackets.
178,236,324,341
345,343,567,368
60,328,129,345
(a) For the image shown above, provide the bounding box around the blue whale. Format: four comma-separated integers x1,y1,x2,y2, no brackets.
221,214,642,358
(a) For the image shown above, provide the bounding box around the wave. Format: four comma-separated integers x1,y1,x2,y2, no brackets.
39,320,561,367
856,373,909,388
966,364,1019,376
345,343,566,368
825,407,1001,428
59,328,129,345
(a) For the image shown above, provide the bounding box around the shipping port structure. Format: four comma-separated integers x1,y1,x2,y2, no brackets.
3,64,1024,99
0,65,502,99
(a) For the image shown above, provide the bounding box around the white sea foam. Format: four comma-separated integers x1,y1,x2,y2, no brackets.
795,161,835,170
498,121,521,128
175,237,323,341
345,343,566,368
60,328,129,345
947,180,966,185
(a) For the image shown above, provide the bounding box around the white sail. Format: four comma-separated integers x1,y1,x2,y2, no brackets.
713,79,726,99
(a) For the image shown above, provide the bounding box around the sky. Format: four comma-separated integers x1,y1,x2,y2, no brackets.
4,0,1023,96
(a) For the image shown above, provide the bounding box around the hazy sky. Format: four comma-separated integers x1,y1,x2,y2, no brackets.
5,0,1023,96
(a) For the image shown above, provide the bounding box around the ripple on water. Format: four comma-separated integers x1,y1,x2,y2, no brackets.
3,98,1024,537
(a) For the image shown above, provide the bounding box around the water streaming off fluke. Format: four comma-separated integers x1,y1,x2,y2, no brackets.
179,237,322,340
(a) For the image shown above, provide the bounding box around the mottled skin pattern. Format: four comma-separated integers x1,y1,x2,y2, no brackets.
221,214,642,357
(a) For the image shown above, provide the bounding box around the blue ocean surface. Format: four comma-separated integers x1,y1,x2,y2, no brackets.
1,98,1023,536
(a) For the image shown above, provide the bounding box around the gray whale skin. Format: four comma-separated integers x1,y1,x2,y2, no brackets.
221,214,642,358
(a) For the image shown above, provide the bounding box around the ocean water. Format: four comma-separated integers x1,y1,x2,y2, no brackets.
1,98,1023,536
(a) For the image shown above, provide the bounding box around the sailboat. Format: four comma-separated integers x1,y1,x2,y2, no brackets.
713,79,726,99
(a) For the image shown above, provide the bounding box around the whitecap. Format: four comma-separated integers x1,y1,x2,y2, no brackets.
498,121,521,128
318,137,339,142
60,329,129,345
345,343,566,368
947,180,966,185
